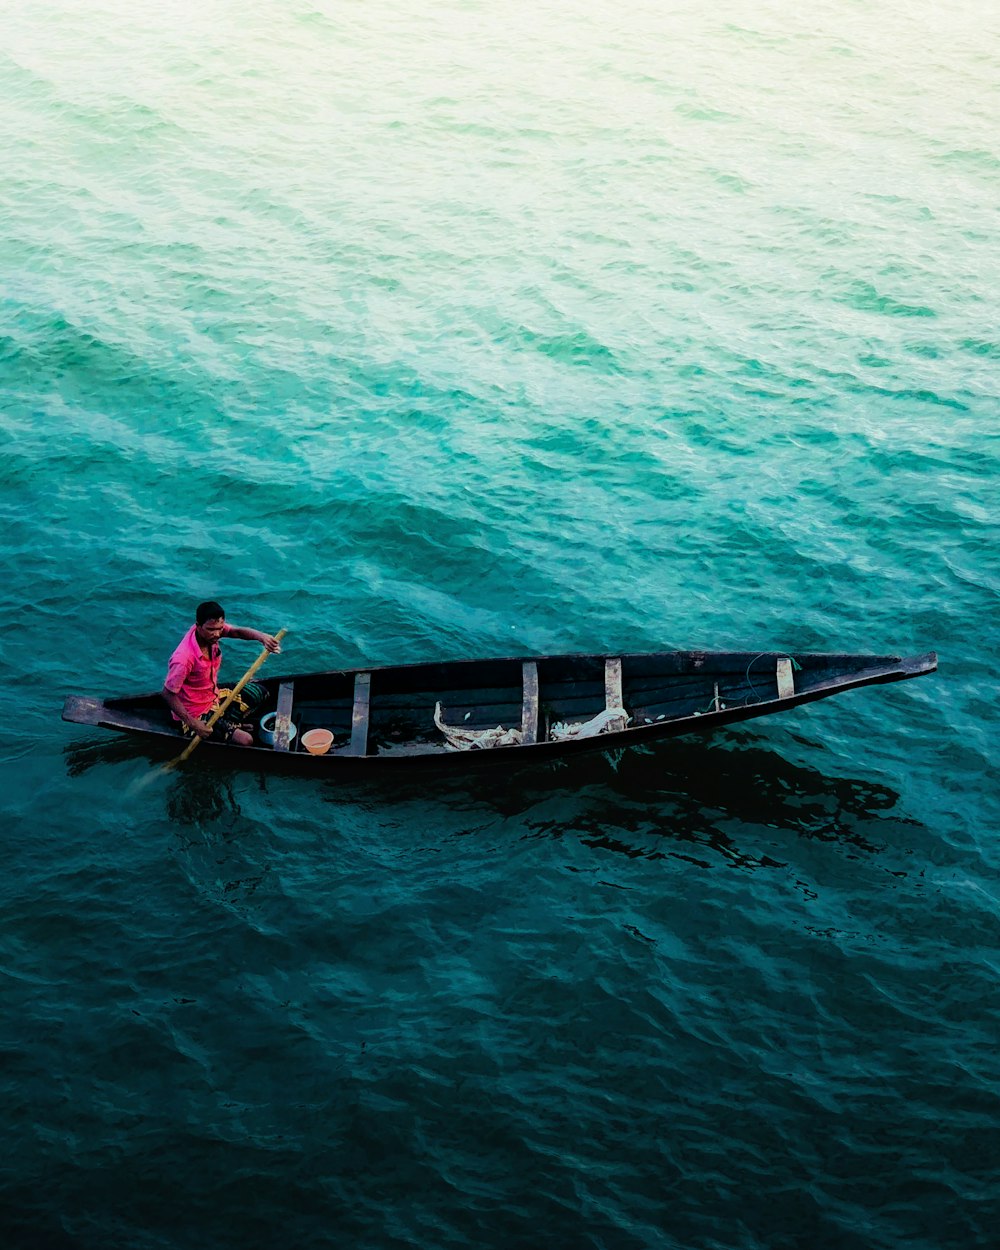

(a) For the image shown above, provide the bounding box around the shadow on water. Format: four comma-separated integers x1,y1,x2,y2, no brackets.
163,766,247,833
534,735,907,849
331,731,924,872
280,733,923,878
64,734,255,842
63,728,925,871
64,734,163,776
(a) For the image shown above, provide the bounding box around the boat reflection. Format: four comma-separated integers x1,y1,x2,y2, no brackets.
163,766,247,832
63,733,251,836
570,737,907,860
319,730,919,870
64,727,919,871
63,734,162,776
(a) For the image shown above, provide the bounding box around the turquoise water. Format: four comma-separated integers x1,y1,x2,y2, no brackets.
3,1,999,1245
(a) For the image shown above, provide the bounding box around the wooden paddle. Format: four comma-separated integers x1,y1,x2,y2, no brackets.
164,627,287,771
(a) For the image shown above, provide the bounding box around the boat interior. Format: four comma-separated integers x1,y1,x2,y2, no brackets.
109,651,871,757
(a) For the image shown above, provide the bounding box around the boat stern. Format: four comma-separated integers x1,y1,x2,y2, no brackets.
62,695,108,726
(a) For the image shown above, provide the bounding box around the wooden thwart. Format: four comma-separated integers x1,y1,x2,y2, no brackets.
521,661,539,745
776,657,795,700
605,658,624,711
348,672,371,757
273,682,294,752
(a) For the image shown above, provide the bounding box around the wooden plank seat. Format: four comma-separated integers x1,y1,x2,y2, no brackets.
347,672,371,757
605,657,624,712
776,657,795,700
549,657,628,741
273,681,295,752
521,661,539,745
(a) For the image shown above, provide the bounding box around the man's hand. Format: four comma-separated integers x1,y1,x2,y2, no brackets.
260,633,282,654
193,720,213,740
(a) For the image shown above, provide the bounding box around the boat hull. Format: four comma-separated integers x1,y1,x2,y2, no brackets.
61,649,937,775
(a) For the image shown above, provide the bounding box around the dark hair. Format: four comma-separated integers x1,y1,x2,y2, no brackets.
196,600,226,625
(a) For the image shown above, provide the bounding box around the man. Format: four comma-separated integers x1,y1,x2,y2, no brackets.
163,601,282,746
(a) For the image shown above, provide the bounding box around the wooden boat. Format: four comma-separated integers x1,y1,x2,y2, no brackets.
61,648,937,774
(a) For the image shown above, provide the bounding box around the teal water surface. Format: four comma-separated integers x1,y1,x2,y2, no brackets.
2,2,999,1247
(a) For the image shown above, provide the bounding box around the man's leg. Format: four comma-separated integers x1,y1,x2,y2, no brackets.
215,682,269,746
180,710,236,742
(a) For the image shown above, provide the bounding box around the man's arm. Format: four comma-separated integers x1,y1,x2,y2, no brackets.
224,626,282,653
162,688,212,738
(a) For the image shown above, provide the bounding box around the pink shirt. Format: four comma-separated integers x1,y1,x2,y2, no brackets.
164,623,233,718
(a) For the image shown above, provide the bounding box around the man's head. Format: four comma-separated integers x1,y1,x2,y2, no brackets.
196,600,225,625
195,600,226,644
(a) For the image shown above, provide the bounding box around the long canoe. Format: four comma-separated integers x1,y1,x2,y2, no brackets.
61,649,937,774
